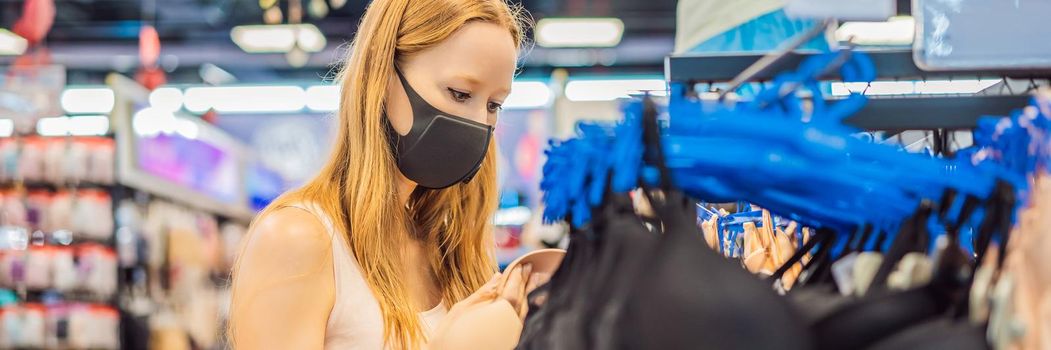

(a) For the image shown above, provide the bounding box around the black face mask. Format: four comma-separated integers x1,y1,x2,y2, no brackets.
384,68,494,189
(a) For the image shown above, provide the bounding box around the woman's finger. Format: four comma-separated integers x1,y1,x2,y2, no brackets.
500,263,531,310
520,271,550,318
525,272,551,295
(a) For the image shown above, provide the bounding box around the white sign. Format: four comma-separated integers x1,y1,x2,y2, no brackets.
785,0,896,21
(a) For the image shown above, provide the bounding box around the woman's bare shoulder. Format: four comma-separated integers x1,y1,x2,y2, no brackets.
238,206,334,278
230,206,336,349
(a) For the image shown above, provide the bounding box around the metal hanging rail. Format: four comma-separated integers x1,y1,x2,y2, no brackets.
666,49,1051,83
841,95,1030,130
666,49,1049,131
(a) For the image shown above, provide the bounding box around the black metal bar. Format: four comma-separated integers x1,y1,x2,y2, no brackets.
897,0,912,15
841,95,1030,130
666,49,1051,83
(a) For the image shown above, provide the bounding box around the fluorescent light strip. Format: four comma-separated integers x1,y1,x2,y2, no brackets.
183,85,307,113
132,107,171,136
916,80,1001,94
564,79,668,102
835,16,916,46
831,79,1001,96
231,24,327,53
0,29,28,56
131,107,199,139
165,81,556,113
0,119,13,137
305,85,340,112
149,87,185,112
61,88,115,114
504,81,552,109
832,81,914,96
494,206,532,226
536,18,624,48
36,115,110,136
175,118,199,139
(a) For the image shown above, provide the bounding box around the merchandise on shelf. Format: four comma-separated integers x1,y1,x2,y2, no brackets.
114,200,144,268
0,190,28,229
0,244,118,298
0,140,16,183
0,303,45,349
0,302,120,350
119,199,248,349
1,189,114,242
0,137,115,186
220,223,246,271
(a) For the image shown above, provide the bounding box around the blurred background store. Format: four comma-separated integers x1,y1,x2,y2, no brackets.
0,0,969,348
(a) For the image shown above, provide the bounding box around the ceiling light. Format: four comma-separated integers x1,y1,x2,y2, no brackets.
835,16,915,46
231,24,327,53
504,81,552,109
832,81,916,96
149,87,184,112
132,107,174,136
60,88,115,114
536,18,624,48
831,79,1002,96
0,119,13,137
494,206,532,226
175,118,199,139
131,107,198,139
36,115,110,136
915,79,1001,95
184,85,306,113
305,85,340,112
564,78,667,102
0,29,27,56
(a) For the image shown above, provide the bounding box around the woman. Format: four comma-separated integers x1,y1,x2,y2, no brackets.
228,0,537,348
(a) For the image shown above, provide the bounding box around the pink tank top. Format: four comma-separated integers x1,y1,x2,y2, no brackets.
288,202,447,349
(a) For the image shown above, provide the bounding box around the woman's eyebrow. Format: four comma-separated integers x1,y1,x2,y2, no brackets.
451,74,482,87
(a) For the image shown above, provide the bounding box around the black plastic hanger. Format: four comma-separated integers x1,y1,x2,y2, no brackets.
768,228,828,284
869,203,933,291
807,189,986,349
615,97,813,349
794,227,840,288
853,223,875,253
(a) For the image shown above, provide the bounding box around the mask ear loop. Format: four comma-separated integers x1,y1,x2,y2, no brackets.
383,66,411,154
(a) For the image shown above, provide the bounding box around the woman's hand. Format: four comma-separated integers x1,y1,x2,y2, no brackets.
427,267,553,349
446,264,549,322
500,263,532,317
501,263,553,319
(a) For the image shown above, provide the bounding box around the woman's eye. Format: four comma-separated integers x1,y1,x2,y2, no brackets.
448,88,470,102
487,102,503,113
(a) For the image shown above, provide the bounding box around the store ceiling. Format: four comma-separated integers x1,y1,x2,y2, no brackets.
0,0,677,81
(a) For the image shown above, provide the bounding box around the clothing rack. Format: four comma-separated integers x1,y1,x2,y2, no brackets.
666,49,1051,82
666,49,1051,131
843,95,1030,131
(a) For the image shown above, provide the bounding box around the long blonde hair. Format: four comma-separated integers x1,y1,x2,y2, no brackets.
238,0,526,348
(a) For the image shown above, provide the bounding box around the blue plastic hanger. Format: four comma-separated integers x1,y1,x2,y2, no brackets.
541,46,1025,246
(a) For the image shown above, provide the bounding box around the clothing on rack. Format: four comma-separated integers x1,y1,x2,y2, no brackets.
526,45,1049,350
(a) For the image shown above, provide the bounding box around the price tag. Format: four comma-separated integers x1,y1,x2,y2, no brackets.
785,0,895,21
